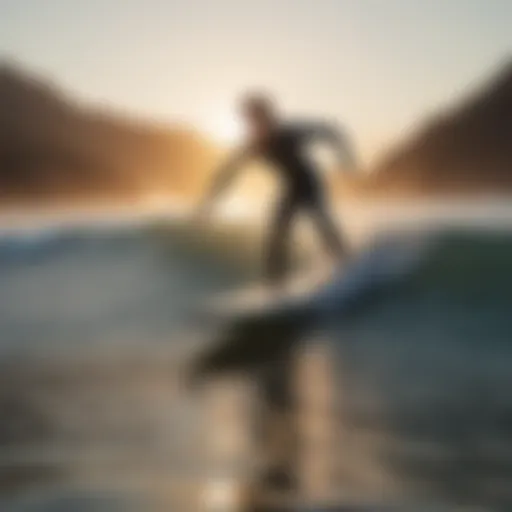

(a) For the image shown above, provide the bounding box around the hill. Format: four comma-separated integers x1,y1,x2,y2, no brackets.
361,61,512,196
0,63,218,204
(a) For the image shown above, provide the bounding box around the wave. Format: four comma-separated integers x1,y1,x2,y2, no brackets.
194,226,512,507
0,216,263,351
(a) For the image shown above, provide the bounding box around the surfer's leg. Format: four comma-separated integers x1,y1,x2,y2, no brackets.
310,197,349,261
265,194,298,286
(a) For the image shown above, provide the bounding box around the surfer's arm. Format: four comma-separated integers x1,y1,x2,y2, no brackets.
299,121,359,172
199,147,252,214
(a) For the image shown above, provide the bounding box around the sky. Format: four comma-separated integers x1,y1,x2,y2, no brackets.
1,0,512,163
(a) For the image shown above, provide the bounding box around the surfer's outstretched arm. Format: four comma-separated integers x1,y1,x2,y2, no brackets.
299,121,359,172
317,123,359,172
199,147,252,216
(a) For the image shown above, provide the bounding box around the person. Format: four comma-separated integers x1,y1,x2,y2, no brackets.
199,92,357,286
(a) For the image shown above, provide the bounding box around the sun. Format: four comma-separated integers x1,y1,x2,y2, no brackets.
206,114,244,145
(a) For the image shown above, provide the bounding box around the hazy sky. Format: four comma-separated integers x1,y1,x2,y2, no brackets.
1,0,512,162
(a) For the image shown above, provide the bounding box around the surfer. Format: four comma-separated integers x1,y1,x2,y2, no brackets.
199,93,358,286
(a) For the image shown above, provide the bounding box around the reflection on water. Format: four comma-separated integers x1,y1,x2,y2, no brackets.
295,342,335,503
0,349,206,511
191,224,512,510
200,378,255,512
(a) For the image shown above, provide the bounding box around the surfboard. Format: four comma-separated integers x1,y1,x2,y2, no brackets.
200,234,429,320
202,263,336,318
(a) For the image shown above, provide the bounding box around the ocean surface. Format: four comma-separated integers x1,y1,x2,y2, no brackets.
0,203,511,511
196,226,512,509
0,213,268,512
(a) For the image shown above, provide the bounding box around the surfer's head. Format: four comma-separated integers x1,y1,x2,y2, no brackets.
239,92,278,138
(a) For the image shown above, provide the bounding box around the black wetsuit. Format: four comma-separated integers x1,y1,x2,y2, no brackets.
256,123,347,283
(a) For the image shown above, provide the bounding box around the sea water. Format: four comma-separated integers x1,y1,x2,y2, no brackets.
0,201,511,511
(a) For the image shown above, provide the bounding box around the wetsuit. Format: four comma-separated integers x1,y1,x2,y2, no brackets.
258,123,347,283
210,122,349,284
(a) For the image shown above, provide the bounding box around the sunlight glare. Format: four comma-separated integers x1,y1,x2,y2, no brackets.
218,196,249,221
207,114,244,145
